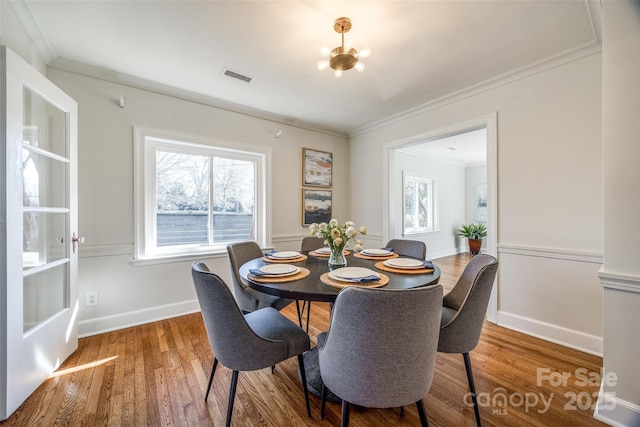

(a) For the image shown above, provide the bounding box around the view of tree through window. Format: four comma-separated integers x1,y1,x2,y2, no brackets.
404,175,436,234
155,150,255,246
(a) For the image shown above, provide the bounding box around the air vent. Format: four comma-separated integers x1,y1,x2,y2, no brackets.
222,68,252,83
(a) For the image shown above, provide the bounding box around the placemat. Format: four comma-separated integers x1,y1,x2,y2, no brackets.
309,250,351,258
374,261,435,275
320,272,389,289
262,254,308,263
353,252,399,260
248,267,310,283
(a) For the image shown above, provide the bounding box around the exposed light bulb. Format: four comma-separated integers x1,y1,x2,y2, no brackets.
334,69,343,78
358,47,371,58
320,46,331,56
317,60,329,71
355,62,365,72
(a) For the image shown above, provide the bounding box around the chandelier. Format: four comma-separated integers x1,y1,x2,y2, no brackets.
317,17,370,78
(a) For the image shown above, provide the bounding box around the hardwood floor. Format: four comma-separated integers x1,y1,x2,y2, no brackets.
1,254,607,426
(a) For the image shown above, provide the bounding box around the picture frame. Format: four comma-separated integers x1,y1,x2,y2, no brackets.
303,148,332,187
302,189,332,226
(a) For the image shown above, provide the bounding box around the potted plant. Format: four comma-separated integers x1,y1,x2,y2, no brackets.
457,223,487,255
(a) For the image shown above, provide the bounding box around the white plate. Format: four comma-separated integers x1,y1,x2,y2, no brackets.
313,247,331,254
383,258,425,269
361,248,393,256
267,251,301,259
329,267,379,282
258,264,300,277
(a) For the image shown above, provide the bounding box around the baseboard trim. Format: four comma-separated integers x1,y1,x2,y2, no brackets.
595,383,640,427
78,300,201,338
497,311,603,356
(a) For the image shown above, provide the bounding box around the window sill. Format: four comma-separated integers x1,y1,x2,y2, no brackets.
131,249,228,267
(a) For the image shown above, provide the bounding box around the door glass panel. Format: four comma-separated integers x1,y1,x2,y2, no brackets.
23,87,67,157
23,212,67,269
23,264,67,333
23,86,69,331
22,148,67,208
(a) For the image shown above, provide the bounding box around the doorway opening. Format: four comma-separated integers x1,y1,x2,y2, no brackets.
382,113,497,321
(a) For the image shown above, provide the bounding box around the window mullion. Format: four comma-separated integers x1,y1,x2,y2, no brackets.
208,154,215,246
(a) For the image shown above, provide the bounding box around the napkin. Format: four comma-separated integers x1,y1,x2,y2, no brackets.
423,261,434,269
249,268,271,276
381,247,395,252
265,250,277,256
335,274,380,283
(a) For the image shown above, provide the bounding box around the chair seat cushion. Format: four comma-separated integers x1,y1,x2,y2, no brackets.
441,306,457,328
245,307,310,357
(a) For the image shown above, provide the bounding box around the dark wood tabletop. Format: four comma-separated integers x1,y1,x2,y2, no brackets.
239,251,441,303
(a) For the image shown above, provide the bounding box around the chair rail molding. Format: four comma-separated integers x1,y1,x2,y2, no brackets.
498,243,603,264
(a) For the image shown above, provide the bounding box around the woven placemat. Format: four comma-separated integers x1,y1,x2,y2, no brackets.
309,250,351,258
248,267,310,283
353,252,399,260
262,254,308,263
320,272,389,289
374,261,435,275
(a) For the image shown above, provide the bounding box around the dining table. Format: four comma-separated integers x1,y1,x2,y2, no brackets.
239,248,442,402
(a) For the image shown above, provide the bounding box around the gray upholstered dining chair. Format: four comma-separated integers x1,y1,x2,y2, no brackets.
318,285,443,427
301,236,325,252
438,254,498,427
385,238,427,260
191,261,311,427
227,241,294,313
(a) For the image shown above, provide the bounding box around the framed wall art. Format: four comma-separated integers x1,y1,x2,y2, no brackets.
303,148,332,187
302,189,332,226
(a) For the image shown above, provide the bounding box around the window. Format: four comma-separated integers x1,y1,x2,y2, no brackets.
403,173,438,234
134,127,268,262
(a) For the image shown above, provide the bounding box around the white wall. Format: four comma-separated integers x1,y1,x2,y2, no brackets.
44,67,349,336
596,1,640,425
0,2,46,73
393,151,465,258
465,164,488,252
350,51,603,354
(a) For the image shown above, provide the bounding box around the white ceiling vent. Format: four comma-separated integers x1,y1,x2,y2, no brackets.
222,68,252,83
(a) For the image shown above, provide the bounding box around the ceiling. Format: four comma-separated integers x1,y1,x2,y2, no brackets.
399,128,487,166
15,1,600,135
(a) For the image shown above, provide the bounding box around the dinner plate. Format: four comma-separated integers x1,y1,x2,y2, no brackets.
267,250,301,260
329,267,379,282
258,264,300,277
313,247,332,254
383,258,425,269
361,248,393,256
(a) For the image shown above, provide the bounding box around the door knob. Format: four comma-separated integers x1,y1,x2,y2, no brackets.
72,232,85,254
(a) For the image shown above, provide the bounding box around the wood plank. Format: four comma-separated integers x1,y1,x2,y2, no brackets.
1,253,608,426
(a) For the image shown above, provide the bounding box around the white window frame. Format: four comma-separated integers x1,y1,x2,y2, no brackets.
133,126,270,264
402,172,439,235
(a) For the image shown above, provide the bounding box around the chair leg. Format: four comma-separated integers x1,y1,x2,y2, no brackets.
305,301,311,333
400,406,405,416
205,358,218,401
297,354,312,417
320,384,327,419
296,300,303,328
463,352,482,427
416,400,429,427
225,370,239,427
341,400,350,427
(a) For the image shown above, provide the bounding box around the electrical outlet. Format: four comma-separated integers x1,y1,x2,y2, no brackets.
86,292,98,307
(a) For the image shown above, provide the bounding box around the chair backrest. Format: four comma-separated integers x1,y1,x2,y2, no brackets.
319,285,443,408
438,254,498,354
226,241,265,310
191,261,276,371
385,239,427,260
300,236,325,252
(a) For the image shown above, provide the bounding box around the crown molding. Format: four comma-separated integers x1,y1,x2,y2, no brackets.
350,41,602,138
45,57,348,139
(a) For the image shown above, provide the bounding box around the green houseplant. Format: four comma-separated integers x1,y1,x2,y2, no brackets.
457,223,487,255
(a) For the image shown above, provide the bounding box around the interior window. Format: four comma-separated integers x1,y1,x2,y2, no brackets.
403,173,438,234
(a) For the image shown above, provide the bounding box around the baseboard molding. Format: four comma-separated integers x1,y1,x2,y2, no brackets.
78,299,201,338
595,383,640,427
497,311,603,356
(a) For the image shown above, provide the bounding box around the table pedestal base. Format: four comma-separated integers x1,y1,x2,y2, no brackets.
301,347,341,403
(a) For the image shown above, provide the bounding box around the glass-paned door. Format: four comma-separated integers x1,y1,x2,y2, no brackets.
1,46,78,420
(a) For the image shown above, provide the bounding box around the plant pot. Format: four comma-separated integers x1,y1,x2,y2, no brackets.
468,239,482,255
